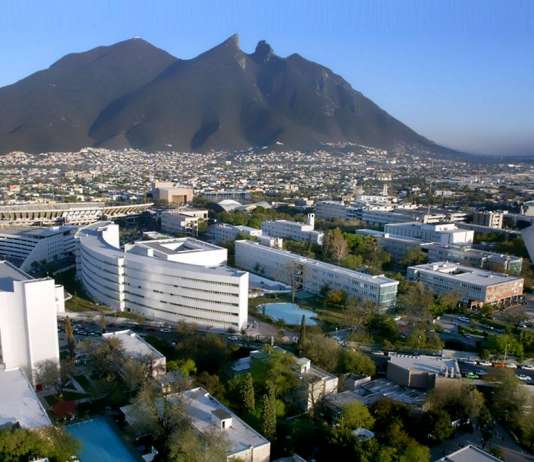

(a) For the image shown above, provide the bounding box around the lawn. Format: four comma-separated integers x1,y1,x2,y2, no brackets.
66,294,111,313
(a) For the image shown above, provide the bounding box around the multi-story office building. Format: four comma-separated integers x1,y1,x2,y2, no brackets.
385,222,474,246
77,222,249,330
472,211,504,229
261,214,323,245
235,240,398,309
160,209,208,236
315,201,351,220
151,181,193,205
425,243,523,275
0,225,77,272
207,223,263,244
0,261,63,382
407,262,524,308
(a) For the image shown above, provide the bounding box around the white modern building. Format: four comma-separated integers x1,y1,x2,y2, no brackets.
0,225,77,272
235,240,398,309
77,222,249,330
261,214,324,245
407,261,524,307
384,222,474,246
207,223,263,244
0,260,63,382
160,209,208,236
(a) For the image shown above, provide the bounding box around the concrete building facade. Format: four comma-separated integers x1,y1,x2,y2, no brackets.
0,261,63,381
407,261,524,307
261,214,323,245
235,240,398,309
77,222,249,330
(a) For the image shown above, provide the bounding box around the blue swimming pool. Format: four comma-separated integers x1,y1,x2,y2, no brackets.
261,302,318,326
67,417,140,462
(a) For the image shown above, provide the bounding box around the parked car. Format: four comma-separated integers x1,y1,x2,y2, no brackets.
518,375,532,382
478,360,492,367
521,364,534,371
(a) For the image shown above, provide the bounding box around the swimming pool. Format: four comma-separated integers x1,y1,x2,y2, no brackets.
67,417,140,462
261,302,318,326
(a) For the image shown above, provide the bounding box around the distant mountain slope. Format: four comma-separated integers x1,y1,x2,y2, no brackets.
0,39,175,153
0,35,456,155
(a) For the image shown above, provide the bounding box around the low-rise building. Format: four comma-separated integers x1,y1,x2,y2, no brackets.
207,223,263,244
385,222,474,246
386,353,460,390
235,240,398,309
0,261,63,382
161,209,208,236
233,348,338,412
425,243,523,275
407,261,524,308
0,368,52,429
436,444,503,462
324,377,427,413
121,387,271,462
102,330,166,378
261,214,323,245
151,181,193,205
472,211,504,229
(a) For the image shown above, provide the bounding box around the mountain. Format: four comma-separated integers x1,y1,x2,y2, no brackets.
0,35,456,155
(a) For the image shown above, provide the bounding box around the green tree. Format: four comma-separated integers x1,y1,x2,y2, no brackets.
337,349,376,376
340,401,375,430
399,443,430,462
250,347,298,397
325,289,347,306
400,248,427,267
424,409,453,443
261,382,277,439
241,373,255,413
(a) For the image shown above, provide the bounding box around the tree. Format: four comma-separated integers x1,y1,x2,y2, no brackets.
400,248,427,267
325,289,347,306
168,358,197,377
297,314,306,356
64,316,76,358
490,369,529,426
428,382,484,421
35,359,61,393
340,401,375,430
261,382,277,439
323,228,348,263
337,349,376,376
424,409,453,443
399,443,430,462
241,373,255,414
250,347,298,397
0,426,79,462
301,334,340,372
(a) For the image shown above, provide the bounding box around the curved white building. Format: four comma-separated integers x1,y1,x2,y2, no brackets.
77,222,248,330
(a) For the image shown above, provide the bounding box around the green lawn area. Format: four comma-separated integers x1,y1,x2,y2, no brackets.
66,295,111,313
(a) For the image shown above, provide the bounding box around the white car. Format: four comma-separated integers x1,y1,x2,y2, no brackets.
505,363,518,369
518,375,532,382
478,361,492,367
521,364,534,371
462,360,478,366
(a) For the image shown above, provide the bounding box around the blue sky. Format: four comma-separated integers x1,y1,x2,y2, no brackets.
1,0,533,156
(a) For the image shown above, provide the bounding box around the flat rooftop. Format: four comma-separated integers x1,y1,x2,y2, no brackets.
0,225,74,238
389,353,460,377
0,368,52,429
0,260,32,291
102,330,164,360
437,444,503,462
181,387,269,453
237,240,398,286
134,237,221,256
409,261,523,287
325,378,427,408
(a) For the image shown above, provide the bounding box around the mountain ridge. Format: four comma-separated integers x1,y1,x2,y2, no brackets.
0,35,463,157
